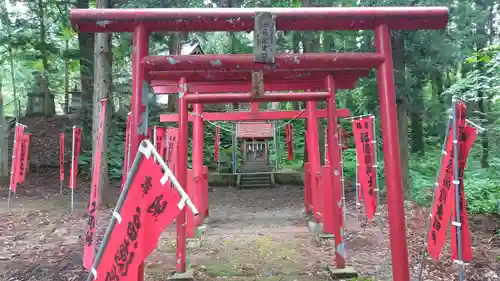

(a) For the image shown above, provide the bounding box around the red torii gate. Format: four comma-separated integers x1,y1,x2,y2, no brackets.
70,7,449,281
156,71,359,243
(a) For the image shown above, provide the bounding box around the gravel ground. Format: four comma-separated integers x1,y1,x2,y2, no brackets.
0,172,498,281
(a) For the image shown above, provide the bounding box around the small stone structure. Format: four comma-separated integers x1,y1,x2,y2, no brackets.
26,72,55,116
68,87,82,121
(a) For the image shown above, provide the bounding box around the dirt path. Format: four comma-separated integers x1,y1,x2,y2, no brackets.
0,181,498,281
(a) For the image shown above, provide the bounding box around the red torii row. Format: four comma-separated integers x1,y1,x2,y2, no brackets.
159,108,351,122
70,7,449,281
149,70,368,93
156,71,361,122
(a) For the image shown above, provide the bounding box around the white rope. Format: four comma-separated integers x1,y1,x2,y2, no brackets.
191,109,307,135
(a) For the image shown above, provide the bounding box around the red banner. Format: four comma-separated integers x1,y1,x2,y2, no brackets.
427,124,454,261
60,132,65,181
91,149,183,281
214,125,220,161
17,133,27,183
450,125,476,262
84,99,108,270
165,128,179,174
9,124,25,193
121,114,132,189
427,101,467,261
18,133,31,183
69,127,82,189
153,126,166,158
285,123,294,160
352,117,377,219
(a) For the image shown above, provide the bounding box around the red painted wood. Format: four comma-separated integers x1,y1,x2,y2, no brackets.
185,92,329,103
175,77,189,273
131,25,149,281
147,69,368,82
375,24,410,281
325,75,346,268
143,53,384,72
305,101,321,223
304,162,312,215
237,123,274,138
151,80,354,93
159,109,351,122
70,7,449,33
148,70,367,93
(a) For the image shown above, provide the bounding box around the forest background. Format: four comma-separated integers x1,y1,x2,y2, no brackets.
0,0,498,216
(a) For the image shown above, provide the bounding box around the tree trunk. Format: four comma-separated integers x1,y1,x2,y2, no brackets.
431,72,447,137
166,33,182,112
1,0,18,119
0,77,8,179
77,0,94,140
93,0,112,205
64,39,70,114
37,0,55,116
291,31,301,112
392,32,411,199
397,101,410,197
434,72,444,105
475,0,490,168
0,0,10,179
410,73,425,155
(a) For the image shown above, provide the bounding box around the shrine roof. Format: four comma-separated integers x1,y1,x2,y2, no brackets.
70,7,449,33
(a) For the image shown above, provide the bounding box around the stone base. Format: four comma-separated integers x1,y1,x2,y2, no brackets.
326,265,358,280
187,225,207,249
197,224,208,233
167,269,195,281
307,220,334,245
187,237,202,249
303,211,312,220
314,232,334,246
307,220,322,234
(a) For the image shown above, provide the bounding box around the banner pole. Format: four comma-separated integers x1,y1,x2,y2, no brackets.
148,141,199,216
337,124,346,223
85,146,145,281
70,125,76,212
345,113,374,121
417,115,452,281
8,124,16,211
465,119,486,132
7,188,12,211
352,120,360,221
60,132,64,195
232,123,237,174
8,124,18,211
451,96,465,281
370,115,384,232
126,112,132,171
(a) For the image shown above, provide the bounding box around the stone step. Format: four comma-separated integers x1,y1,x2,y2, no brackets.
240,176,271,180
241,179,272,185
237,172,275,189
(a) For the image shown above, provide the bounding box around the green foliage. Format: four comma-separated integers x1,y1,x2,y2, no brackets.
408,139,500,214
1,0,499,217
